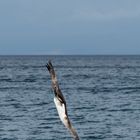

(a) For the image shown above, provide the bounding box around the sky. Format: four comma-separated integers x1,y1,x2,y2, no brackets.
0,0,140,55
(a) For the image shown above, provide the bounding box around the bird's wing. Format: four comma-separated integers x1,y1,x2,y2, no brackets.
46,60,79,140
46,60,68,115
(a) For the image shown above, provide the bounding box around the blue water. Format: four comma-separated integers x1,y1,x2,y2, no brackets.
0,55,140,140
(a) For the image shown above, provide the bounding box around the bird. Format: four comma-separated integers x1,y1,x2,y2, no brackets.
46,60,79,140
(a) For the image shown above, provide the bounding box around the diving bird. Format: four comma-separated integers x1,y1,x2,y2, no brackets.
46,61,79,140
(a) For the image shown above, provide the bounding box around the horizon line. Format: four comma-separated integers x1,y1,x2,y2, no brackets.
0,54,140,56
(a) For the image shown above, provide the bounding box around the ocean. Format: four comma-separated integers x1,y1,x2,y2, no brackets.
0,55,140,140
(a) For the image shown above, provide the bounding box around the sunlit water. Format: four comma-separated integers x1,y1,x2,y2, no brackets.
0,55,140,140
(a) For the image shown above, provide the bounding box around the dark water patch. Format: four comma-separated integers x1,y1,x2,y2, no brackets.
0,86,43,91
42,117,59,122
82,135,106,139
62,74,72,78
1,138,18,140
27,139,49,140
63,74,91,79
0,75,47,84
97,107,109,111
10,103,23,109
32,102,48,106
116,103,131,108
0,65,44,70
0,78,12,82
30,129,44,135
77,86,95,91
23,78,36,83
37,126,52,129
0,115,13,121
21,65,45,69
0,86,46,92
108,108,140,112
76,86,140,94
13,114,25,118
113,134,127,139
56,65,95,69
76,86,115,94
117,86,140,91
8,129,18,132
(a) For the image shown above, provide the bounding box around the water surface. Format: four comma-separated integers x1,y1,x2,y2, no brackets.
0,55,140,140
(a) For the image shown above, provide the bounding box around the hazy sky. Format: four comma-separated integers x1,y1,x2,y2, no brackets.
0,0,140,55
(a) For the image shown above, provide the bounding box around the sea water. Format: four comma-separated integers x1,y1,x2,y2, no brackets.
0,55,140,140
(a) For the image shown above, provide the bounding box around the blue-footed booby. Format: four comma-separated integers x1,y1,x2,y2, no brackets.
46,61,79,140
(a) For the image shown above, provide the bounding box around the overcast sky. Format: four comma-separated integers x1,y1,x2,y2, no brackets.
0,0,140,55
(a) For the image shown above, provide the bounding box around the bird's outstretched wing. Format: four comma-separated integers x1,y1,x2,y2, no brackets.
46,60,67,111
46,60,79,140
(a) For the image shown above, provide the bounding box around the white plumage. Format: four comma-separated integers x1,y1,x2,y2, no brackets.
54,97,68,127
